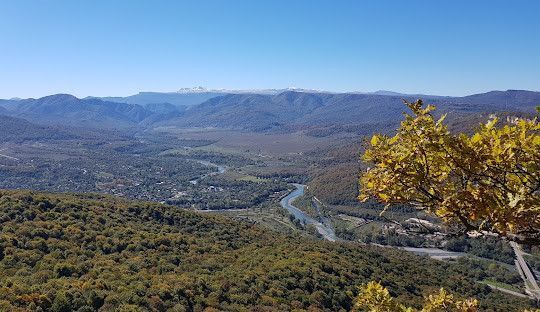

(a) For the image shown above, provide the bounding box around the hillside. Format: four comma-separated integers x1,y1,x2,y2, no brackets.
0,95,153,129
453,90,540,111
164,92,331,131
0,190,533,311
95,88,330,108
157,90,540,132
1,90,539,133
157,92,404,131
98,91,224,108
0,115,78,143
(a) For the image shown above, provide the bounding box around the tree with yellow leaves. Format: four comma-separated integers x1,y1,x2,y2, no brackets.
360,100,540,244
352,281,478,312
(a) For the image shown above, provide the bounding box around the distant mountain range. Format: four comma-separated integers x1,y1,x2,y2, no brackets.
92,88,446,109
94,91,223,108
92,87,328,108
0,89,538,134
176,86,325,94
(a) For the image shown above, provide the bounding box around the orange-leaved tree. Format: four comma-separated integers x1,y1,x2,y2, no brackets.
360,100,540,244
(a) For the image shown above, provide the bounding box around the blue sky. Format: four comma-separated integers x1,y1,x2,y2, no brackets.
1,0,539,98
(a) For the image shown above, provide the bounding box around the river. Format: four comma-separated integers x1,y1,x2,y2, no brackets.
280,184,337,242
189,159,226,185
194,160,226,174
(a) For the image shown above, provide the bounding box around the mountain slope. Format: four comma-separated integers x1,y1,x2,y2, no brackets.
1,94,154,129
166,92,329,130
0,190,530,311
98,91,225,107
446,89,540,112
0,115,78,142
95,88,330,108
2,90,538,133
154,90,540,132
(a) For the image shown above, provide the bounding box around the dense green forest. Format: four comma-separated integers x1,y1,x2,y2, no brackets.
0,190,534,311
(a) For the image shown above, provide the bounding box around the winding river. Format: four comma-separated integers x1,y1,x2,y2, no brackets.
280,184,337,242
194,160,226,174
189,159,226,185
188,165,335,242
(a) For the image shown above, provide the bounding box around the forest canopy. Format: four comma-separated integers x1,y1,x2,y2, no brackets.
0,190,532,311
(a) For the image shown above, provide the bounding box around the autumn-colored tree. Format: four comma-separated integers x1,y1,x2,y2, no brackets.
353,281,478,312
352,281,406,312
360,101,540,244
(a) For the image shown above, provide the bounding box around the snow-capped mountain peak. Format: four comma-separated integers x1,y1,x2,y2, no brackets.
174,86,328,95
176,86,209,94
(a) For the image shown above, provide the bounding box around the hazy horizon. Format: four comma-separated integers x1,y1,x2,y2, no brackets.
4,86,540,101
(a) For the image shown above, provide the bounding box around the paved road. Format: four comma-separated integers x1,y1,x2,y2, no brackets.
511,241,540,300
0,153,19,161
0,149,19,161
399,247,466,260
280,184,337,242
312,196,336,230
484,284,530,299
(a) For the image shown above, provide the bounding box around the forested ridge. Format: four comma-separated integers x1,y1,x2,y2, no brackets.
0,190,533,311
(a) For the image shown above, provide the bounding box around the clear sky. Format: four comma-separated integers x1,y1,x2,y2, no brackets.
1,0,539,98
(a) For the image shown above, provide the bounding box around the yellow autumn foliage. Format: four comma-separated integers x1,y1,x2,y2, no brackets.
352,281,477,312
360,101,540,244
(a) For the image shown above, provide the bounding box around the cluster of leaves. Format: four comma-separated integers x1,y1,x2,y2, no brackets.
353,281,478,312
360,101,540,244
353,281,540,312
0,190,533,311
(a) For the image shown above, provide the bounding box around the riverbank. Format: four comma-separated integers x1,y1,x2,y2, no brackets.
280,184,337,242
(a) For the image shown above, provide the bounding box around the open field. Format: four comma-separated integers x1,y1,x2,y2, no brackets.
152,127,354,156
